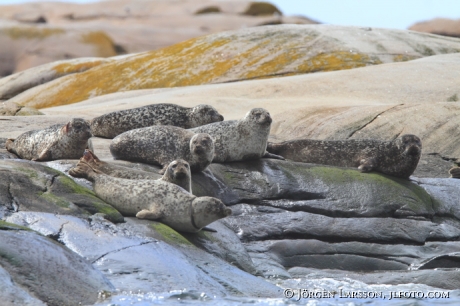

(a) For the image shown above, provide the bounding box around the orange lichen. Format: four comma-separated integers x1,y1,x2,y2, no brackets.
52,61,105,74
297,51,382,73
80,31,117,57
2,26,65,40
393,54,420,62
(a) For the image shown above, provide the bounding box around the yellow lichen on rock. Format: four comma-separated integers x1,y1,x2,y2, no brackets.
80,31,117,57
298,51,382,73
2,26,65,39
53,60,105,74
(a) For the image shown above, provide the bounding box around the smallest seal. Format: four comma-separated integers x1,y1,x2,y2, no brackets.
79,149,192,193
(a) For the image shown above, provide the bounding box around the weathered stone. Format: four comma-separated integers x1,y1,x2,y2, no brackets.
0,265,47,306
9,25,460,109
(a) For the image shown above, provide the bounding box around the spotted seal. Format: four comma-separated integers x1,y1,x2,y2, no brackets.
189,108,283,163
79,149,192,193
5,118,91,161
449,167,460,179
68,161,231,233
110,126,214,173
267,134,422,178
90,103,224,138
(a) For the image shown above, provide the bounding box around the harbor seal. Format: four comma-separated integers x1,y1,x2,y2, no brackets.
110,126,214,173
68,161,231,233
5,118,91,161
90,103,224,138
266,134,422,179
449,167,460,179
189,108,282,163
78,149,192,193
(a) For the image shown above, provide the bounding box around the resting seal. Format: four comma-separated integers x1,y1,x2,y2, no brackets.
266,134,422,178
5,118,91,161
78,149,192,193
189,108,282,162
90,103,224,138
69,161,231,233
110,126,214,173
449,167,460,179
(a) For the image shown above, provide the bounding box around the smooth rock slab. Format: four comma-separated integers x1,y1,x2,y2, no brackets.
0,265,46,306
223,204,460,244
192,159,434,219
0,226,113,306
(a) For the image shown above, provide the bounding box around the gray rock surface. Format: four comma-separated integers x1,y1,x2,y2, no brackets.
0,223,113,306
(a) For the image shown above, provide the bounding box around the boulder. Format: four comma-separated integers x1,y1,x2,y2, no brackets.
0,21,117,76
409,17,460,38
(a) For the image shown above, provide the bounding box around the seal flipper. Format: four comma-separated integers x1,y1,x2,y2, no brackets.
358,157,377,172
136,207,163,220
34,148,53,161
449,167,460,179
201,226,217,232
263,151,285,160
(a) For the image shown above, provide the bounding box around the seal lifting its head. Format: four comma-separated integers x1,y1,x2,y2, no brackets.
245,108,272,126
65,118,92,140
191,105,224,126
396,134,422,156
166,159,190,180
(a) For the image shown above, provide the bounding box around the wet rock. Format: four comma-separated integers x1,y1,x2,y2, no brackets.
5,212,281,298
288,267,460,290
0,265,46,306
0,223,113,305
0,159,123,223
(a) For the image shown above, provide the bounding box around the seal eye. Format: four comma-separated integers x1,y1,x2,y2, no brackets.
172,163,177,168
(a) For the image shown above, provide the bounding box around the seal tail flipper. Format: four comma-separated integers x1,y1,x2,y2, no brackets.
136,207,163,220
449,167,460,178
262,151,285,160
68,162,96,181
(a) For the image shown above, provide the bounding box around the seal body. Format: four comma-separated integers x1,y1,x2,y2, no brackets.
90,103,224,138
267,134,422,178
68,162,231,233
110,126,214,173
189,108,272,163
79,149,192,193
5,118,91,161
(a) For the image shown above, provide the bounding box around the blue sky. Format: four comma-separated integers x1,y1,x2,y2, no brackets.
0,0,459,30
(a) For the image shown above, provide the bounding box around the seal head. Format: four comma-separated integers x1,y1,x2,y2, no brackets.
163,159,192,193
244,108,272,126
190,104,224,127
395,134,422,157
189,133,215,172
191,197,232,230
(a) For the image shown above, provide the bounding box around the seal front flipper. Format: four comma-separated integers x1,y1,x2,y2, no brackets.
262,151,285,160
33,147,53,161
136,207,164,220
449,167,460,179
358,157,377,172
